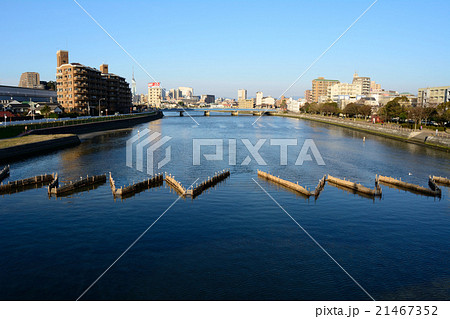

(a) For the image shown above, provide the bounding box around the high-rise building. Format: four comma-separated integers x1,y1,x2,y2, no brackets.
148,82,162,108
352,72,371,95
238,89,247,100
56,50,132,113
311,77,340,103
304,90,312,103
178,87,193,98
19,72,40,89
418,86,450,107
256,91,263,106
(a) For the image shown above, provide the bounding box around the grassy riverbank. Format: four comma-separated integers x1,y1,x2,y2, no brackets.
272,113,450,152
0,134,77,149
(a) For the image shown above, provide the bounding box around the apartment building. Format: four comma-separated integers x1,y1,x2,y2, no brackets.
304,89,312,104
19,72,40,89
56,50,131,113
417,86,450,107
352,73,371,95
311,77,340,103
238,89,247,100
148,82,162,107
256,91,263,106
328,82,363,100
238,98,254,108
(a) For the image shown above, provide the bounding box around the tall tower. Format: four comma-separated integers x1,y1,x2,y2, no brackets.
131,67,137,99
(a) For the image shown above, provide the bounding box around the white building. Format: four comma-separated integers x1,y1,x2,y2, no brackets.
328,83,363,101
352,72,371,95
286,98,300,112
418,86,450,107
148,83,162,108
256,91,263,106
238,89,247,100
261,96,275,107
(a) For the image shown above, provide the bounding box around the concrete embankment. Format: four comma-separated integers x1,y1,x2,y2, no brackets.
0,112,163,162
0,134,81,162
26,111,163,136
272,113,449,151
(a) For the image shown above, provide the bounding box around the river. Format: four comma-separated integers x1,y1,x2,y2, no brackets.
0,113,449,300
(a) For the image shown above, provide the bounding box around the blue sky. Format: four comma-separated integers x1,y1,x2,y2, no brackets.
1,0,449,98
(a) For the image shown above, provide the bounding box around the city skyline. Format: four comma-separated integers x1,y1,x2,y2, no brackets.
1,0,449,98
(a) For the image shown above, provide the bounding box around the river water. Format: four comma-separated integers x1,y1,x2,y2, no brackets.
0,113,449,300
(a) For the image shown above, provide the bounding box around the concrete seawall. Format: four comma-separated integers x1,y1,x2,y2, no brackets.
0,135,81,162
27,111,163,136
273,113,449,151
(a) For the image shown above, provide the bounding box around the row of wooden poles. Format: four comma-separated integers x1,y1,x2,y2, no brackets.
112,169,231,199
0,165,231,199
1,164,448,199
257,170,447,199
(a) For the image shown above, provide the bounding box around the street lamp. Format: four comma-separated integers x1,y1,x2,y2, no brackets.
98,98,106,116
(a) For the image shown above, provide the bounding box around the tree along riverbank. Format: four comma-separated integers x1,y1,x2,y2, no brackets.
271,112,450,152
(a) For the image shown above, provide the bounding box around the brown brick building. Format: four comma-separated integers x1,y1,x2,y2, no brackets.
56,50,131,114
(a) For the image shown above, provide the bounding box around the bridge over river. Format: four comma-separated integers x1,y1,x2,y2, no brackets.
161,107,279,117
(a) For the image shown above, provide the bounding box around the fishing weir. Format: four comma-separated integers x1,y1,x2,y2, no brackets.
327,175,382,198
165,174,187,197
109,173,164,197
257,170,326,198
377,175,441,197
186,170,230,198
48,174,107,196
431,175,450,186
0,173,55,195
165,170,231,198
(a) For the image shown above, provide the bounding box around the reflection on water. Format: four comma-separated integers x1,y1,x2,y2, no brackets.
0,115,449,301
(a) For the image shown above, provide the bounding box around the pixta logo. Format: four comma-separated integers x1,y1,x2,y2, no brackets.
126,128,172,175
192,138,325,166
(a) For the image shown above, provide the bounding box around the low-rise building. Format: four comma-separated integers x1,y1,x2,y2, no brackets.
262,96,276,107
286,98,300,112
417,86,450,107
0,84,57,103
238,98,254,108
200,94,215,104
